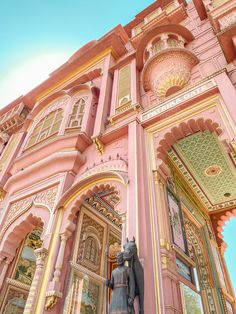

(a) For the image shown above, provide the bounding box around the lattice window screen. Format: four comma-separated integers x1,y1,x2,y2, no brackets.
26,109,63,148
118,64,131,106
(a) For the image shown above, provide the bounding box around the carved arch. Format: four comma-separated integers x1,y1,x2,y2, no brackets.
0,202,50,258
57,172,127,235
157,118,223,162
0,210,46,259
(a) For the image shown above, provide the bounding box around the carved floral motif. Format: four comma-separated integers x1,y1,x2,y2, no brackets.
143,50,198,98
0,186,58,239
184,215,216,312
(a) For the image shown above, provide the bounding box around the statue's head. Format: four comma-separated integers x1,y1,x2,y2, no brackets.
123,237,137,261
116,252,124,266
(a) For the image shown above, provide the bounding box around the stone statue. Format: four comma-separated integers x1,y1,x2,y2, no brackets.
123,237,144,314
107,252,135,314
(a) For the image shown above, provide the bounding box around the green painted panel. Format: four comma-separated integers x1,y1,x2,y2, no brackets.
174,131,236,204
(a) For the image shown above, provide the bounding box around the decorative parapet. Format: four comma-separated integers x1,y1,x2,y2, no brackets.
0,103,29,134
131,1,187,41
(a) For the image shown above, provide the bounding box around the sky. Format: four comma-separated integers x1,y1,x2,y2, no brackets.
0,0,153,107
223,218,236,293
1,0,236,299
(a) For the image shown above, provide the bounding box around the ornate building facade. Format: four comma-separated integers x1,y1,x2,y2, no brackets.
0,0,236,313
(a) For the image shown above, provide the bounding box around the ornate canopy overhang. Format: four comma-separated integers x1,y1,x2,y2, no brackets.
168,131,236,212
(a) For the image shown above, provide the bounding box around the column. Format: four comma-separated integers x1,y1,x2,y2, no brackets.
0,258,11,289
120,213,127,247
44,233,69,311
160,34,169,49
131,59,138,105
153,170,183,314
23,248,48,314
52,233,68,285
110,69,119,117
58,98,73,135
128,121,159,313
214,72,236,128
93,54,113,137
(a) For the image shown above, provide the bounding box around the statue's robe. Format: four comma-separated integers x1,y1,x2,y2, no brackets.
109,265,135,314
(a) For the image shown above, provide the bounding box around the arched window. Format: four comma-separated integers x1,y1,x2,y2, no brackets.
26,109,63,148
68,98,86,128
1,229,42,314
14,229,42,285
84,236,98,265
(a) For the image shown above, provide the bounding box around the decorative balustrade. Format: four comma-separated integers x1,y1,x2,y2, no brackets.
144,33,186,63
132,1,181,38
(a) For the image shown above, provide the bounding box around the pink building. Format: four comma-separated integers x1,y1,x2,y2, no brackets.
0,0,236,313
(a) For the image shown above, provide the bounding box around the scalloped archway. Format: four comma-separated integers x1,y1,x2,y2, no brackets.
57,171,127,235
0,204,49,259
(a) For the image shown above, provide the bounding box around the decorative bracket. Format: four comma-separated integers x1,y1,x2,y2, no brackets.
93,137,105,155
0,188,6,201
45,290,62,311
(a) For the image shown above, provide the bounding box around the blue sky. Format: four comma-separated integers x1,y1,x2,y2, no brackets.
1,0,236,297
0,0,153,107
223,218,236,293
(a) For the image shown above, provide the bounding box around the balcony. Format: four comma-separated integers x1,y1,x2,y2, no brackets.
141,33,198,99
205,0,236,62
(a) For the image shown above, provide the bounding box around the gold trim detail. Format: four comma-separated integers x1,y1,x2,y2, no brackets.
0,188,6,201
93,137,105,155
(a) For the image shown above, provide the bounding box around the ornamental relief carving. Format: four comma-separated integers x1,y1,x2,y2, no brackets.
0,186,58,239
184,215,216,312
142,50,198,99
219,11,236,30
77,214,104,275
78,154,128,183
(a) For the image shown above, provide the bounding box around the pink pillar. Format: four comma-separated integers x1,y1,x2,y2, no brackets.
46,231,70,301
52,233,68,285
128,120,160,313
0,258,11,290
58,97,73,135
24,248,48,314
110,69,119,116
154,171,182,314
131,59,138,105
127,121,140,240
93,54,113,137
215,72,236,127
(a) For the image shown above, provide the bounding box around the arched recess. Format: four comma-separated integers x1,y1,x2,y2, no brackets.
0,203,50,259
57,171,128,235
44,171,127,313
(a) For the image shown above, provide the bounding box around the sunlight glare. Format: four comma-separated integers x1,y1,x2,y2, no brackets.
0,52,71,108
